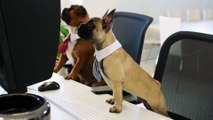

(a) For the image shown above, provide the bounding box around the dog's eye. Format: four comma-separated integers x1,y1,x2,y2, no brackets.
87,22,95,30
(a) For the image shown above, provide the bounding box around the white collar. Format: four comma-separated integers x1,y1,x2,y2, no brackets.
69,26,80,41
95,40,122,62
70,32,80,41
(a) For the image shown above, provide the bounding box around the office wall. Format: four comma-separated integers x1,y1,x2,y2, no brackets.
116,0,213,22
61,0,213,22
82,0,116,18
61,0,115,18
60,0,83,12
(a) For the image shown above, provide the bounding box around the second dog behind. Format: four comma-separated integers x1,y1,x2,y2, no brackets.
54,5,106,86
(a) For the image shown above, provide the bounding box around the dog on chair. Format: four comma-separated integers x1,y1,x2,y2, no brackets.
54,5,106,86
77,9,169,116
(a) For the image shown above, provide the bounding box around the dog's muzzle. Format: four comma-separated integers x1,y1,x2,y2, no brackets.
77,23,92,40
61,8,70,25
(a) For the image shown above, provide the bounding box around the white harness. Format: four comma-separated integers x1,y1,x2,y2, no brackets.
93,40,122,81
94,40,122,62
65,27,80,65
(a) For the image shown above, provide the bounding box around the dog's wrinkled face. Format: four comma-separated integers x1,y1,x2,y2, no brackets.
61,5,88,26
77,18,103,41
77,9,116,44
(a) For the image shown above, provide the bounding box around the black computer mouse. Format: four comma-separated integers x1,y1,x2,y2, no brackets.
38,81,60,92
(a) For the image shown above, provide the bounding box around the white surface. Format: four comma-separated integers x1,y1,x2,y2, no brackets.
0,86,6,94
159,16,181,46
28,73,172,120
44,93,109,120
150,20,213,35
181,20,213,34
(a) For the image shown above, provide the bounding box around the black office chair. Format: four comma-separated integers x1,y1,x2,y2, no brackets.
112,11,153,64
154,31,213,120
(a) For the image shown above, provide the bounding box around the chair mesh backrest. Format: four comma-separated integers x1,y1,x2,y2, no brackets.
112,12,153,64
154,31,213,120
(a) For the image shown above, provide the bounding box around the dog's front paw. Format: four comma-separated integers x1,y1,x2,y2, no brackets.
65,75,72,80
106,98,114,105
65,73,77,80
109,106,121,113
53,67,59,73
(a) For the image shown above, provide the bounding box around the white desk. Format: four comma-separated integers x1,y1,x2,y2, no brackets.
28,73,172,120
150,20,213,34
145,20,213,46
181,20,213,34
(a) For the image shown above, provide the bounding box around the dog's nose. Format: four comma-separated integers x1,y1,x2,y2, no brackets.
62,8,69,12
76,23,88,39
61,8,70,25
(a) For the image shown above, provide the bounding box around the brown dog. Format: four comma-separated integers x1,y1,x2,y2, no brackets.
54,5,106,86
77,9,169,116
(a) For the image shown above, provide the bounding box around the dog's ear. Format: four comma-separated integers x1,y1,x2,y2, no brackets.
76,6,88,17
102,9,109,19
102,9,116,33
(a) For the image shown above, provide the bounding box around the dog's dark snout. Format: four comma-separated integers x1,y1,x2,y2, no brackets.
61,8,70,25
62,8,69,16
63,8,69,11
77,23,91,40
